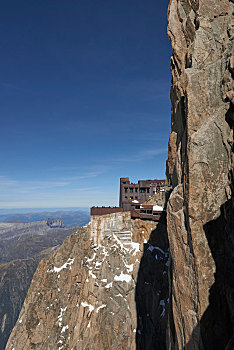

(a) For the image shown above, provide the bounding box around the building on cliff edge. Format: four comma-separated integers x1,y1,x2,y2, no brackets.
90,177,170,218
119,177,166,210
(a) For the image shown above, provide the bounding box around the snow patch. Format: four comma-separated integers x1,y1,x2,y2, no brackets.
105,282,113,288
131,242,140,255
124,263,134,273
58,307,67,327
96,304,106,313
153,205,164,211
61,325,68,333
81,302,94,312
114,271,132,283
89,270,97,279
48,258,74,273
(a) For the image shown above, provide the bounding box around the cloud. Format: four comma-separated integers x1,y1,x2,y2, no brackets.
0,176,115,209
0,176,69,192
0,82,31,93
104,148,167,163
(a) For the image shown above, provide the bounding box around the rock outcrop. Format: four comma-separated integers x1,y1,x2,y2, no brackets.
166,0,233,348
0,221,78,350
6,215,169,350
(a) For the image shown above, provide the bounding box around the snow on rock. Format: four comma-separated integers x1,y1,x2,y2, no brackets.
61,325,68,333
114,271,132,283
81,302,94,312
47,258,75,273
58,307,67,327
105,282,113,289
130,242,140,255
96,304,106,313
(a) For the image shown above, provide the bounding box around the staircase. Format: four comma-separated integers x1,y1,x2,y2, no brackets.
115,230,132,248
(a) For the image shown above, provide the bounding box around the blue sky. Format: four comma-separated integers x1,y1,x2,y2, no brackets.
0,0,171,209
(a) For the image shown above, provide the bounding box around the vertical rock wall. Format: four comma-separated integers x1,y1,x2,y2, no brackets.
167,0,233,348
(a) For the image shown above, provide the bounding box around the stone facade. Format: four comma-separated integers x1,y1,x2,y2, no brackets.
90,211,132,245
119,177,166,210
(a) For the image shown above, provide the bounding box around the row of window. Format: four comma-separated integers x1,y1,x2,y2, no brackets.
124,187,150,193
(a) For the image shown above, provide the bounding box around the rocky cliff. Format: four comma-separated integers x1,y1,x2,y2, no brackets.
6,215,169,350
166,0,233,348
0,221,78,350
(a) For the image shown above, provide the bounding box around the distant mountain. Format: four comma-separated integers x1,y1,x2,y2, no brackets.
0,209,90,227
0,219,86,349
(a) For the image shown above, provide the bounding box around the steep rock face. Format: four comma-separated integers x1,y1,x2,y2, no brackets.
6,218,169,350
167,0,233,348
0,221,78,350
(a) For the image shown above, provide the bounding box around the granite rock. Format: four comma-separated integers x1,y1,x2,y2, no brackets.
166,0,234,348
6,218,169,350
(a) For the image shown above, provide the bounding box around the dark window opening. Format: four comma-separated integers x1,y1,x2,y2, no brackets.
125,188,128,193
135,196,138,199
147,188,150,193
135,205,140,209
130,188,133,193
147,210,152,214
135,188,138,192
140,188,145,193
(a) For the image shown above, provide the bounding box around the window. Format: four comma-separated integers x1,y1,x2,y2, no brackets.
125,196,128,199
140,209,147,213
125,188,128,193
129,196,133,199
129,188,133,193
147,188,150,193
135,196,138,199
147,210,152,214
140,188,145,193
135,188,138,192
135,205,140,209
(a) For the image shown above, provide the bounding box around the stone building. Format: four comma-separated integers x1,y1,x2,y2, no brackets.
119,177,166,210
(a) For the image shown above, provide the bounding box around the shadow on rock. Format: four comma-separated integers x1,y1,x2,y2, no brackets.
186,194,234,349
135,216,169,350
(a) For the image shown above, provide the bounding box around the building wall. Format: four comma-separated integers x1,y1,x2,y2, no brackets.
90,211,132,245
90,207,124,216
90,210,160,245
119,177,166,210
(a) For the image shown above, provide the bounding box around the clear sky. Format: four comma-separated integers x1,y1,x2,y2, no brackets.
0,0,172,209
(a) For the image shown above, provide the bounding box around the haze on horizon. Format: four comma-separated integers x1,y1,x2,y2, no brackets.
0,0,171,209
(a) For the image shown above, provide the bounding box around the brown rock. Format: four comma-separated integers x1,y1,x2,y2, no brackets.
6,218,169,350
167,0,234,348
